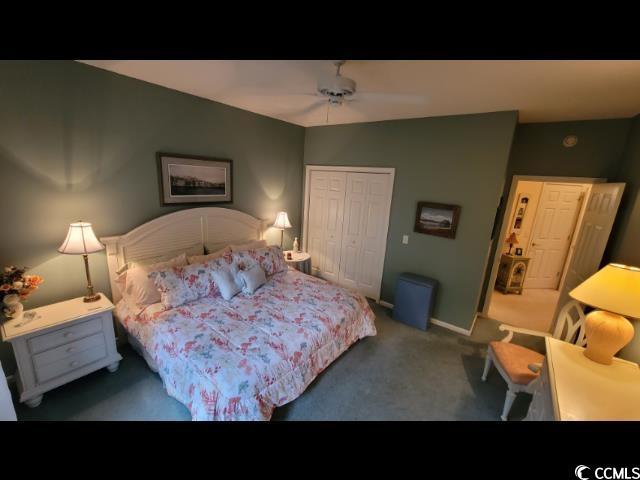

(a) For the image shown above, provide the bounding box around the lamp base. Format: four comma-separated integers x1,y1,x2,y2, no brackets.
583,310,634,365
83,293,101,303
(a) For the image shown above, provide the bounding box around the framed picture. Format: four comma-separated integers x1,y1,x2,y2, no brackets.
414,201,461,239
157,153,232,205
515,247,523,256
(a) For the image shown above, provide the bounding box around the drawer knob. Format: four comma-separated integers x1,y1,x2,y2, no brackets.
64,332,74,338
70,361,79,368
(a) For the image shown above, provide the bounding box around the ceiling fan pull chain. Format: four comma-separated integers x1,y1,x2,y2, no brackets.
326,101,330,124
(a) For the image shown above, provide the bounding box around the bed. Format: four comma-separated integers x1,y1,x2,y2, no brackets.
102,207,376,421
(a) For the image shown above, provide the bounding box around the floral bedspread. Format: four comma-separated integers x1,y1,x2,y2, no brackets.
115,268,376,421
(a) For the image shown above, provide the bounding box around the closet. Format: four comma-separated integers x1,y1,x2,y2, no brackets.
303,167,395,300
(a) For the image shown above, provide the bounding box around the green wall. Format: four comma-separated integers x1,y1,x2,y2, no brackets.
0,61,305,372
478,118,632,310
303,111,518,330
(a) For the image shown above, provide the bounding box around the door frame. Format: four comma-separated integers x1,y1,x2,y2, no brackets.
479,175,605,320
302,165,396,301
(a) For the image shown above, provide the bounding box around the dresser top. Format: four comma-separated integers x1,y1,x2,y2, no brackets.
546,336,640,420
1,294,114,342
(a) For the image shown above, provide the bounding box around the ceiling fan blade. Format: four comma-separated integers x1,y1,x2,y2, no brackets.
350,92,426,104
288,98,328,117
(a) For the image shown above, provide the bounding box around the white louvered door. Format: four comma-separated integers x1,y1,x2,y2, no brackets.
306,168,393,301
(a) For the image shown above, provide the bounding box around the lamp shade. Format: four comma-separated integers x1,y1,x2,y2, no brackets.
505,232,519,244
569,263,640,319
58,222,105,255
273,211,292,230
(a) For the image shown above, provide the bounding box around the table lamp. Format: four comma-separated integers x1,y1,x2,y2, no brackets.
506,232,519,255
58,221,105,302
273,211,292,249
569,263,640,365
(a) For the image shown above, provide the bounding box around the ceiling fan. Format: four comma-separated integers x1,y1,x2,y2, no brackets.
235,60,425,124
296,60,425,123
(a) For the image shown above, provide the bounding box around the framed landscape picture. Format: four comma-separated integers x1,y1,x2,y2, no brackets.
414,201,461,239
157,153,232,205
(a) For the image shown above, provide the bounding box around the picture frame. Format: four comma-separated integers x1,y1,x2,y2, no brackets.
515,247,523,256
414,201,461,239
157,152,233,205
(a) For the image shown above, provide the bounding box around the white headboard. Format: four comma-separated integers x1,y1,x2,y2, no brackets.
101,207,266,303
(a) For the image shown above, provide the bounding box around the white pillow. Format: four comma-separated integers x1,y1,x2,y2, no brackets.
229,240,267,252
119,253,187,315
188,246,231,265
237,264,267,295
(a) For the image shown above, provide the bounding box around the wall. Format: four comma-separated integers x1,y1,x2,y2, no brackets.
304,111,518,330
479,118,633,310
0,61,305,373
611,115,640,362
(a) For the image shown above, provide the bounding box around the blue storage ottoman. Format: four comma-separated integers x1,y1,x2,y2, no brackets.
392,273,438,330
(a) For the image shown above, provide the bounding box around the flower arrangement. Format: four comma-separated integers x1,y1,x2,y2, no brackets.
1,266,44,318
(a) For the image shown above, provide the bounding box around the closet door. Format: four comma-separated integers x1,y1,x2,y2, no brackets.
339,172,390,299
307,170,346,282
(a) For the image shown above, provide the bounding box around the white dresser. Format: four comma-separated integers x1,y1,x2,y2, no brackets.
1,294,121,407
526,336,640,420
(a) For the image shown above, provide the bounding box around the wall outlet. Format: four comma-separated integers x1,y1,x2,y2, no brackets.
402,235,409,245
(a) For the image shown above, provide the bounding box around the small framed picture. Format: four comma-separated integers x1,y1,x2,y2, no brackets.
515,248,523,256
157,152,232,205
414,201,461,239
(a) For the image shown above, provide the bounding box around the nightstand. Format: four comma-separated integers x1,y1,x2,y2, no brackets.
284,251,311,274
495,254,530,294
1,294,122,407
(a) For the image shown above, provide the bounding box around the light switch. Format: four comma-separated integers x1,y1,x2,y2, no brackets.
402,235,409,245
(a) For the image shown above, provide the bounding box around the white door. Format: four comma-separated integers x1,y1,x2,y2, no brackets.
525,183,585,289
307,170,346,283
553,183,625,323
338,173,390,299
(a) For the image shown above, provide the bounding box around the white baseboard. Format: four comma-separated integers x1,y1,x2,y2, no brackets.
376,300,472,336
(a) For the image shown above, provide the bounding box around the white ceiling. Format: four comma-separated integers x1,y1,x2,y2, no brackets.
79,60,640,127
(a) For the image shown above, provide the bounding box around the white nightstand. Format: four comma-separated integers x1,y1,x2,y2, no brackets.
1,294,122,408
284,251,311,274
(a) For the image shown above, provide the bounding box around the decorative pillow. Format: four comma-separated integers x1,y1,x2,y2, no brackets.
236,246,287,276
181,262,218,299
118,253,188,314
148,266,198,310
118,245,203,274
237,264,267,295
211,269,242,301
230,239,267,252
188,246,232,265
230,250,261,273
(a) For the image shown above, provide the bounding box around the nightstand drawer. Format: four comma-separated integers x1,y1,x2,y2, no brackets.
28,316,103,354
34,341,107,384
32,332,106,369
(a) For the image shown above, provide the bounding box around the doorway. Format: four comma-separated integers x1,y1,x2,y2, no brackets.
482,177,602,332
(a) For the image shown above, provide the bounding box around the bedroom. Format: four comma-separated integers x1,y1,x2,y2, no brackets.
1,59,640,426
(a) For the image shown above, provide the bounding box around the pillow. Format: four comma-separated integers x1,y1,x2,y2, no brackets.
118,245,203,274
188,246,232,265
229,239,267,252
204,241,232,254
236,246,287,276
237,264,267,295
181,262,218,299
118,253,188,314
148,266,198,310
211,269,242,301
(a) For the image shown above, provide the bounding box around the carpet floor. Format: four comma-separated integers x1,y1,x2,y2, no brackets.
488,288,560,332
12,303,543,421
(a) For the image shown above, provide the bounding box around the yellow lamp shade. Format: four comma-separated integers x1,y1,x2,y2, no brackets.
273,211,292,230
58,222,105,255
569,263,640,319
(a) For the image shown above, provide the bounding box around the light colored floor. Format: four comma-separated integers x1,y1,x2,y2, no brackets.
487,288,560,332
10,303,541,421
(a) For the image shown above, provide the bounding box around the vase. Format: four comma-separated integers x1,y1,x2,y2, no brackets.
2,294,23,319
